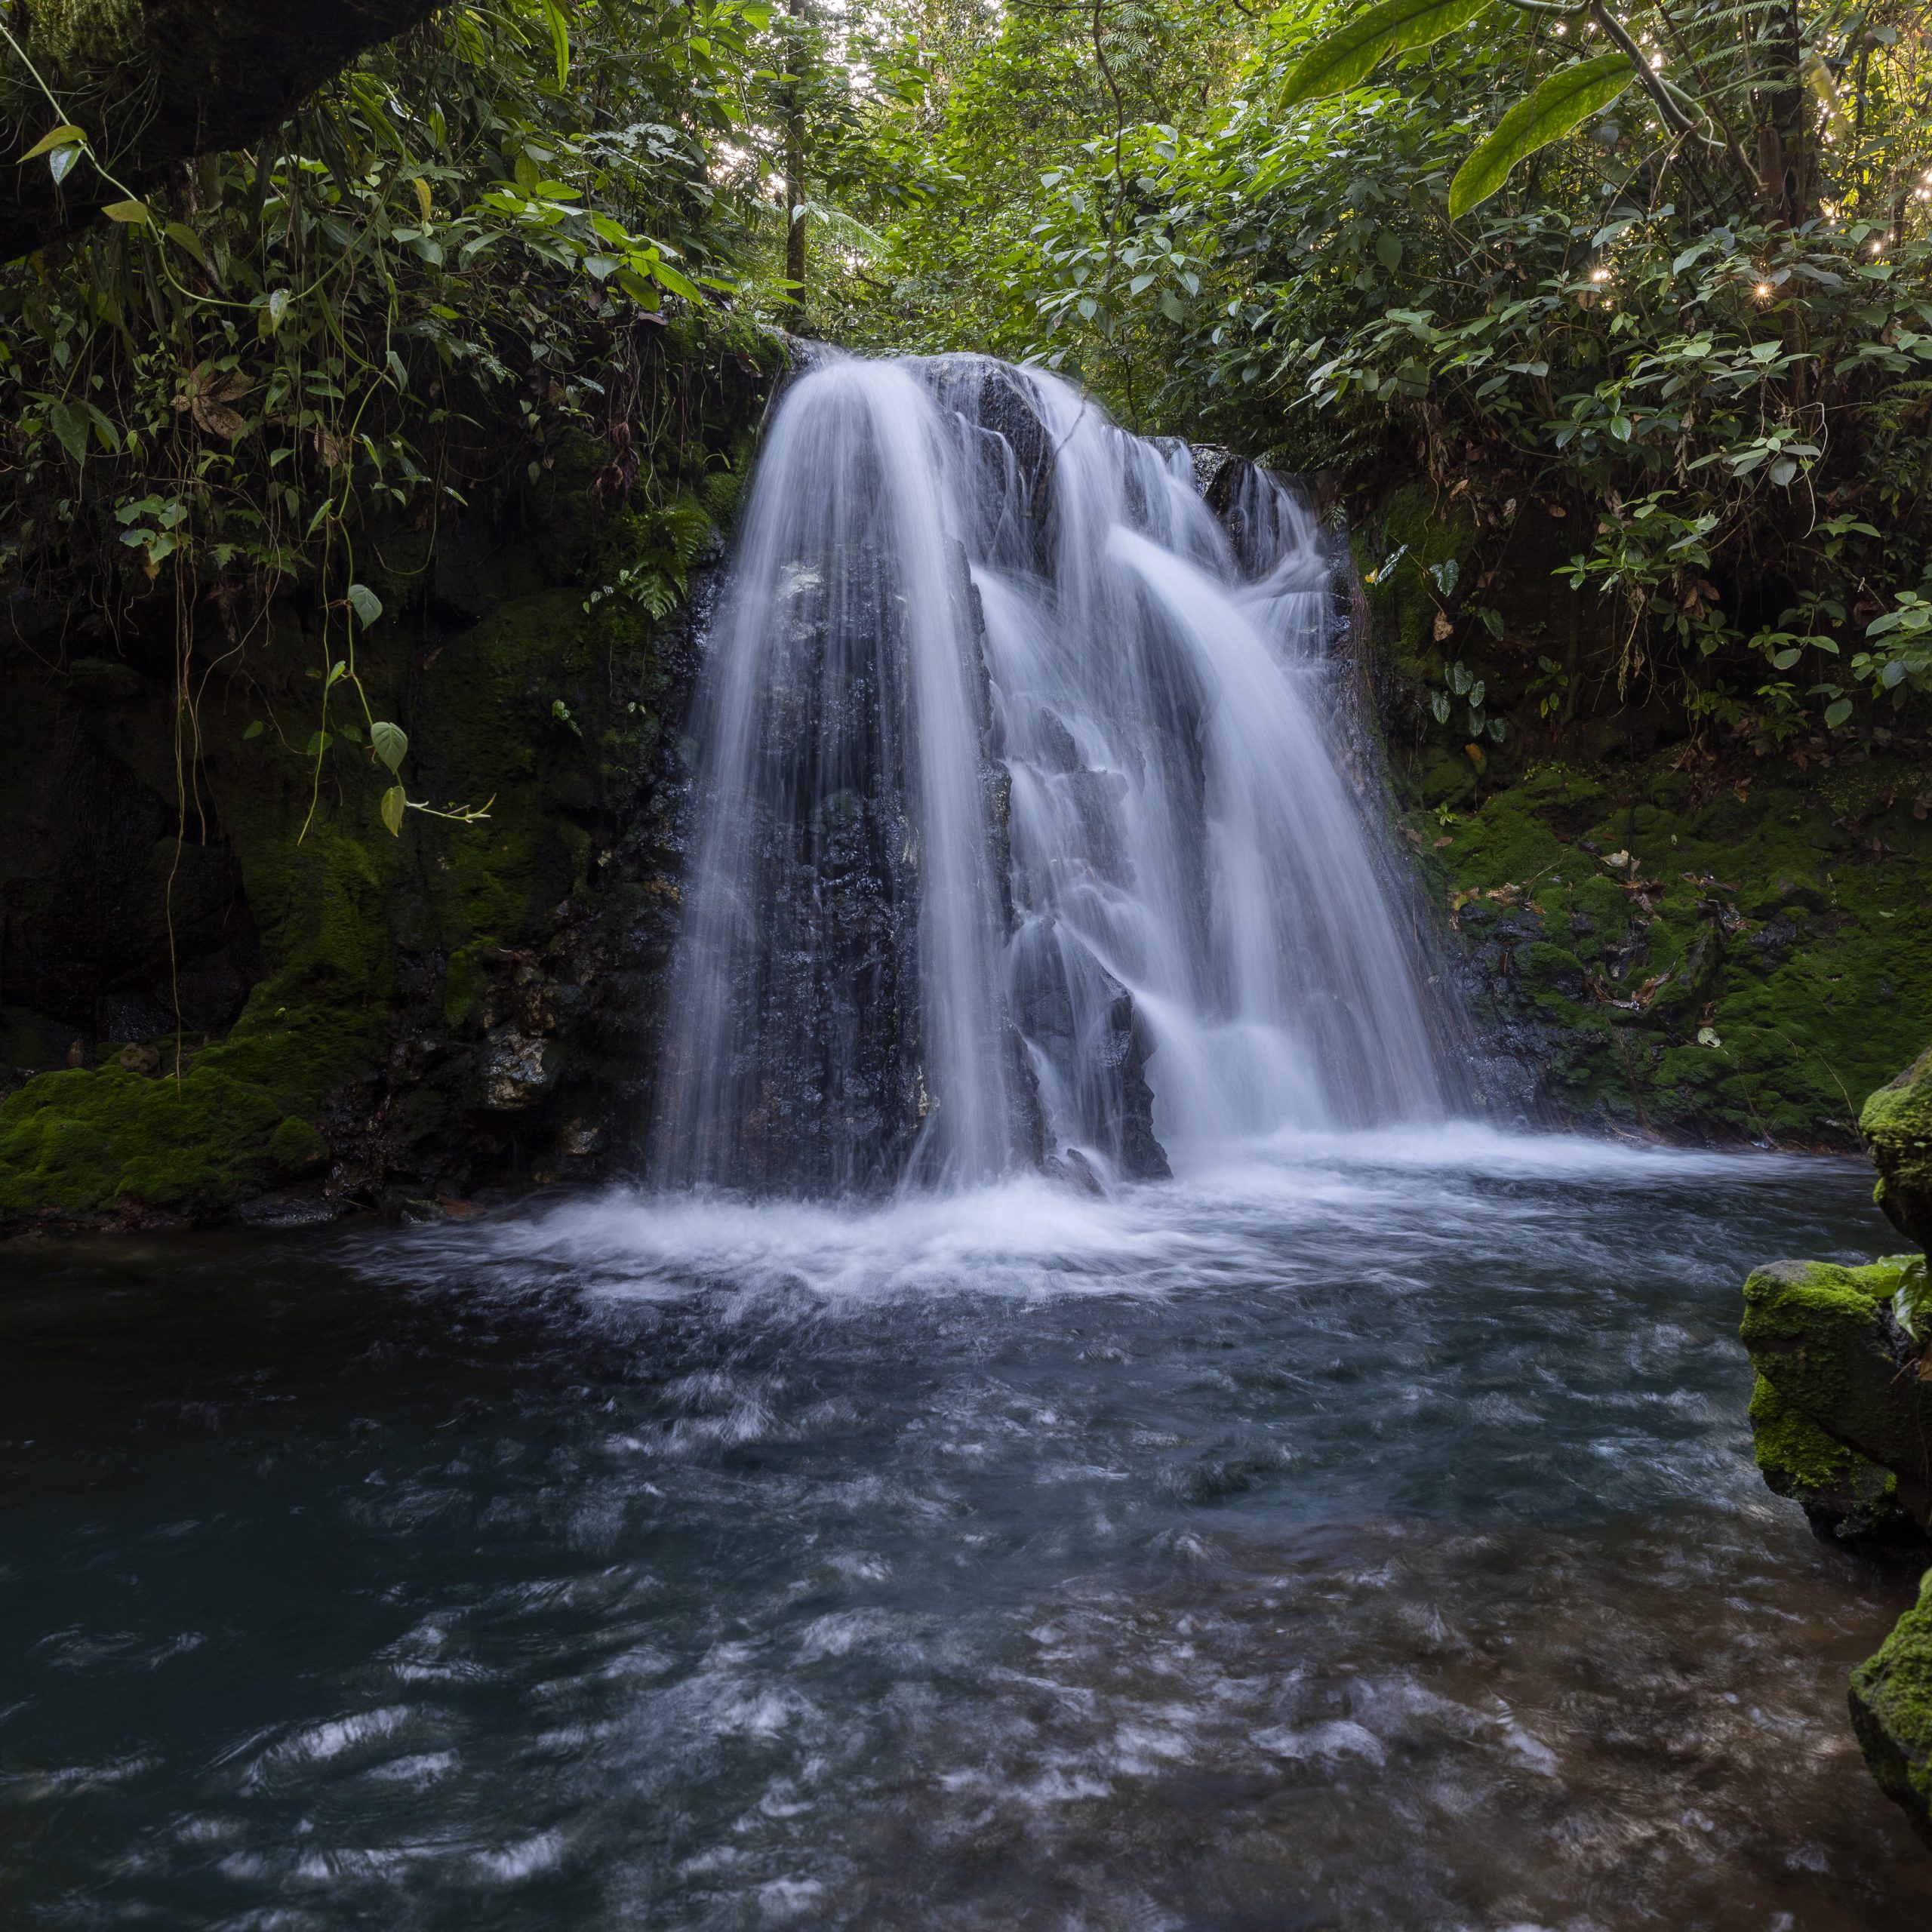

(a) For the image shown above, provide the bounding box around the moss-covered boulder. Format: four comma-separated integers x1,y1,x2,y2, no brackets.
1747,1372,1915,1543
1741,1255,1932,1533
1862,1045,1932,1259
1850,1567,1932,1850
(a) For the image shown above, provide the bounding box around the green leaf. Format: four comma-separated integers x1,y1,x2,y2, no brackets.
1448,54,1636,219
47,398,89,465
541,0,571,88
1279,0,1493,107
242,719,265,740
18,124,87,163
346,583,383,626
1824,697,1853,728
380,784,407,837
305,731,334,757
48,143,83,186
611,266,661,310
164,220,212,273
101,199,151,224
1375,230,1402,271
371,719,408,772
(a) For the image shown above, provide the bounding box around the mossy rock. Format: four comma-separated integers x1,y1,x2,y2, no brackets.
1424,750,1932,1142
1850,1567,1932,1851
1862,1044,1932,1259
1749,1373,1913,1543
1740,1256,1932,1531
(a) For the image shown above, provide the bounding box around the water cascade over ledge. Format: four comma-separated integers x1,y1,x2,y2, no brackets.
652,353,1448,1194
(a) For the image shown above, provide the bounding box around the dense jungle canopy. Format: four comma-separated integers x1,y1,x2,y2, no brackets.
0,0,1928,816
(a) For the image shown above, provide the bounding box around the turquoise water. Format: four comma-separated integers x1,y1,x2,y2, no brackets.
2,1131,1929,1929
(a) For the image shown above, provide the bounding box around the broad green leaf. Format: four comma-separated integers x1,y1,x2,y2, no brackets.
380,785,407,837
47,398,89,464
1824,697,1853,728
102,199,151,223
346,583,384,626
48,143,82,186
305,731,334,757
164,220,212,274
648,257,704,303
371,719,408,773
17,124,85,163
242,719,265,740
1448,54,1636,219
1375,230,1402,270
1280,0,1493,108
611,266,662,309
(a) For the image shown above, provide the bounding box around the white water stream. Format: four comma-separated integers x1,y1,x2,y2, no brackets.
654,354,1446,1193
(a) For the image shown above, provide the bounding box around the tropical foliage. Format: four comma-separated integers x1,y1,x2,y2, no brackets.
3,0,1930,798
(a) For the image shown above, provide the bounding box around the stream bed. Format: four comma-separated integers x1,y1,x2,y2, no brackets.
4,1130,1930,1930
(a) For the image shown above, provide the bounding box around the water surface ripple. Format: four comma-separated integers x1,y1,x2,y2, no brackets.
2,1133,1928,1929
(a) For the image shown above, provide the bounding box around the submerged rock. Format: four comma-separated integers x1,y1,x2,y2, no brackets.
1850,1569,1932,1850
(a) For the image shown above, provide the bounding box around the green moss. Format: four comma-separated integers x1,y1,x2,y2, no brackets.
1740,1255,1932,1531
0,1066,285,1215
1850,1567,1932,1850
1427,751,1932,1141
1749,1372,1909,1540
268,1115,328,1174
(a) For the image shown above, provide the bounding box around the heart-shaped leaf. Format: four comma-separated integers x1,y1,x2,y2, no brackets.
371,719,408,772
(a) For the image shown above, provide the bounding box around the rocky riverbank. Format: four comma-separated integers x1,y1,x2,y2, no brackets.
1740,1046,1932,1845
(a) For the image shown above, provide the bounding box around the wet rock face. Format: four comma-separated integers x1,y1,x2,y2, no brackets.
1863,1046,1932,1257
0,704,263,1074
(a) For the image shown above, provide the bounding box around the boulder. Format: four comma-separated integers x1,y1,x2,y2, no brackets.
1850,1568,1932,1850
1741,1255,1932,1534
1862,1044,1932,1259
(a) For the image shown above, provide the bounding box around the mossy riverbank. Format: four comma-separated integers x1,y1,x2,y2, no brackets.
0,320,778,1231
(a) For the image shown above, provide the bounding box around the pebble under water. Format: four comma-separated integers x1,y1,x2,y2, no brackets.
3,1131,1930,1930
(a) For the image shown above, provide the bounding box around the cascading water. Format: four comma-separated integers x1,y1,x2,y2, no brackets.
653,352,1448,1194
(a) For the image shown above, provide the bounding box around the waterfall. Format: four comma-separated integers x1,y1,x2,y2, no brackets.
651,352,1447,1195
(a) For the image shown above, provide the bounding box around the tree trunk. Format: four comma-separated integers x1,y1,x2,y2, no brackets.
0,0,444,261
784,0,807,306
1755,0,1815,226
